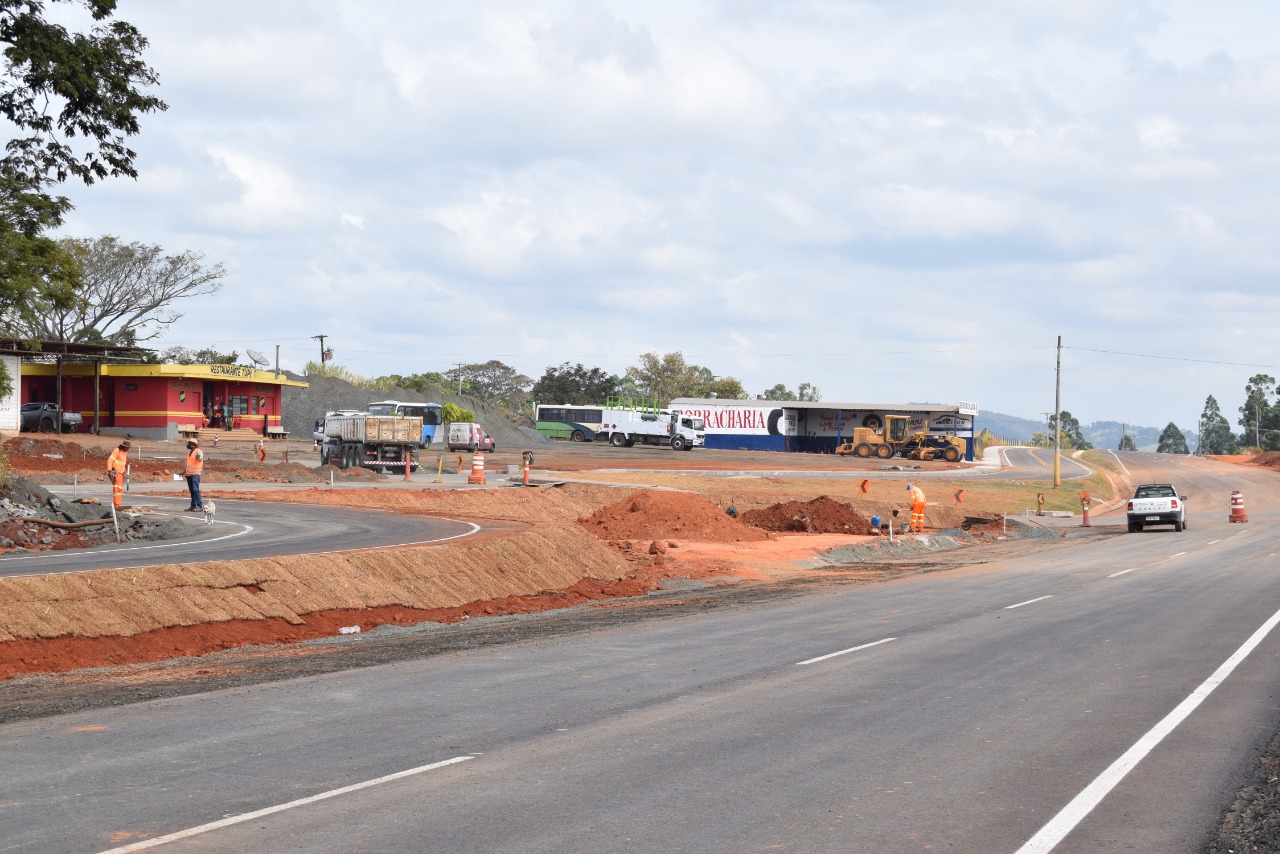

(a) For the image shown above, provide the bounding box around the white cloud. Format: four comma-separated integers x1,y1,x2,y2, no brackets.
48,0,1280,429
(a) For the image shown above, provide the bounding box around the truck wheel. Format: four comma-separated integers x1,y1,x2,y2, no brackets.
671,435,687,451
1173,519,1184,532
875,444,894,459
610,433,626,448
38,418,54,433
1127,520,1137,533
571,430,585,442
624,438,636,447
943,446,961,462
321,445,332,466
854,443,871,457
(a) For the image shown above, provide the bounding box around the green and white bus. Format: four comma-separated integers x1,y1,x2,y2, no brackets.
533,404,606,442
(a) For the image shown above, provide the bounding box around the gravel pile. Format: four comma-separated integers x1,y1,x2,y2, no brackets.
279,371,549,451
0,473,189,550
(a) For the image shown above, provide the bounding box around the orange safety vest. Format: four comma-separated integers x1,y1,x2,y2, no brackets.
185,448,204,476
908,486,926,507
107,447,128,477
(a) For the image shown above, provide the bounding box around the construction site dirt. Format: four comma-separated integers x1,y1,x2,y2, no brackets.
3,435,1280,851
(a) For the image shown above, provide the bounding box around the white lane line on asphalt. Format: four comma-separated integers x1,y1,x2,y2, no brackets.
1169,552,1187,558
1207,540,1221,545
1005,595,1053,610
1015,604,1280,854
1107,568,1137,578
798,637,897,666
1106,450,1130,476
96,756,474,854
0,525,255,571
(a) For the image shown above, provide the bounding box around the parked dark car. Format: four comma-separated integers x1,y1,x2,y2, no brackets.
19,402,83,433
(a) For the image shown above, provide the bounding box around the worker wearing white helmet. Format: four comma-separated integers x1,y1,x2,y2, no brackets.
906,482,926,533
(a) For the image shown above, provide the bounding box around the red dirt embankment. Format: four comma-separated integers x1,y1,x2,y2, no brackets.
0,484,873,679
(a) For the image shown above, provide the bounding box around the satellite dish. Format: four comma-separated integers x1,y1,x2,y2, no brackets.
246,348,269,367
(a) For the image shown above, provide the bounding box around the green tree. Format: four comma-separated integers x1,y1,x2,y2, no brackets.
762,383,796,401
4,236,225,344
440,402,474,425
1117,432,1136,451
1157,422,1190,454
152,345,238,365
0,1,165,319
532,362,620,405
1199,395,1238,455
1238,374,1278,447
376,371,450,395
446,360,532,409
625,351,706,403
797,382,820,402
1052,410,1092,450
1263,430,1280,452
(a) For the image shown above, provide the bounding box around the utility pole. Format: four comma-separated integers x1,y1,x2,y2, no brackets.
312,335,328,365
1053,335,1062,489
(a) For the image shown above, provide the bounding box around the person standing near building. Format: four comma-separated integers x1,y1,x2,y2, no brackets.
106,440,130,510
184,439,204,512
907,482,926,533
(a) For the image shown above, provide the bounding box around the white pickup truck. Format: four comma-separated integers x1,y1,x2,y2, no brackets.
1127,483,1188,533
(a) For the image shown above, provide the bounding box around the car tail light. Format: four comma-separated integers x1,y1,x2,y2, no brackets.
1127,501,1134,511
1171,499,1179,509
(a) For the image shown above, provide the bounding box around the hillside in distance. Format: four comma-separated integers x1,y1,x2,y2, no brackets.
975,412,1192,452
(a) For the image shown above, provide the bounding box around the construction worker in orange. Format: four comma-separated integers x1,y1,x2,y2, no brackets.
106,440,130,509
907,482,926,533
184,439,205,512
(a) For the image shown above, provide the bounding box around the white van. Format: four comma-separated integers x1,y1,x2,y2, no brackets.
447,421,495,452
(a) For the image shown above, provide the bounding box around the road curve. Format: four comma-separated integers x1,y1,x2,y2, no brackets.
0,492,480,578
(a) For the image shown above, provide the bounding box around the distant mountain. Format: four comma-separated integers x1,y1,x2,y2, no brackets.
975,412,1194,452
973,411,1043,442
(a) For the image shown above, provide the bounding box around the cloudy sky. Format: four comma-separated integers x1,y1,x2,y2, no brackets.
51,1,1280,429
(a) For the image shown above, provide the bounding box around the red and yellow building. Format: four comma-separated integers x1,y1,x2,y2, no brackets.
20,362,308,440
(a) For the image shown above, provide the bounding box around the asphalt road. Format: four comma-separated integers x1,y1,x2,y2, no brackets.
3,454,1278,851
0,492,480,578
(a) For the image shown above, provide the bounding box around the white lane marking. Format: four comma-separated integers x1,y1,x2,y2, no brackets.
1106,450,1131,476
1169,552,1186,558
798,637,897,666
96,756,474,853
1107,568,1137,578
0,525,255,571
1207,540,1220,545
1015,605,1280,854
1006,595,1053,610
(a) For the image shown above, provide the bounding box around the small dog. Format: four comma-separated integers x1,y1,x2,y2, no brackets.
202,501,217,525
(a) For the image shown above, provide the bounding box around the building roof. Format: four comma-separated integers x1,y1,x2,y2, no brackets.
22,362,309,388
1,338,149,361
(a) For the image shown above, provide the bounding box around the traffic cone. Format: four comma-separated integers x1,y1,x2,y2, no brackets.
467,452,486,485
1229,490,1248,523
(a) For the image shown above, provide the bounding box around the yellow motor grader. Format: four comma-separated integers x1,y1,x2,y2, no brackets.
834,414,965,462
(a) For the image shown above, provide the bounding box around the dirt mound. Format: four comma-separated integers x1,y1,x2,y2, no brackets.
739,495,874,534
579,490,770,543
1247,451,1280,469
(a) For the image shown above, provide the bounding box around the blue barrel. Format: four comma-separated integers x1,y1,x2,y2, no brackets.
870,515,881,529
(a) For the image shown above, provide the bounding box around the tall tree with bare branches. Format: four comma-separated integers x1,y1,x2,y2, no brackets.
4,235,225,344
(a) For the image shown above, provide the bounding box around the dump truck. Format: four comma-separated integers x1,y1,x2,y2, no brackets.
834,414,964,462
319,411,422,473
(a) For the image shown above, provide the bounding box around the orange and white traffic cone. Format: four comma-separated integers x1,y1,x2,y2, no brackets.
1229,490,1248,523
467,452,486,485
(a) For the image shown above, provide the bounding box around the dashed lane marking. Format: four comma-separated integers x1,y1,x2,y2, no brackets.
96,756,475,853
798,637,897,666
